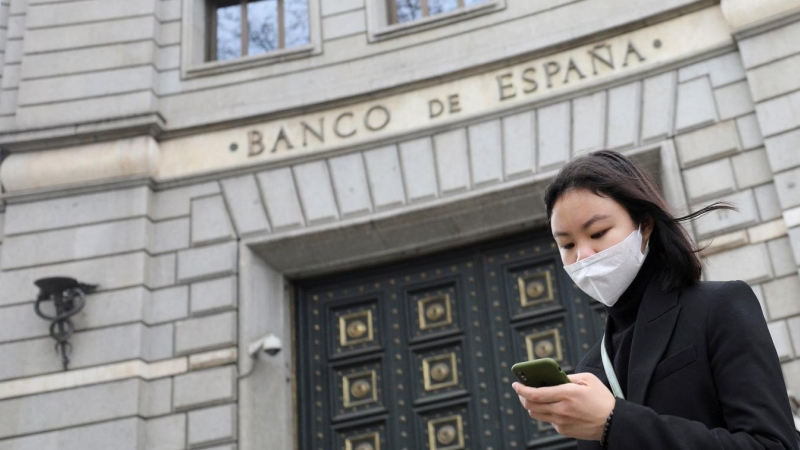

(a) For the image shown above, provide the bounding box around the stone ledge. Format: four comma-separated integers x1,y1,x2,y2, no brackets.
699,218,789,256
0,347,237,401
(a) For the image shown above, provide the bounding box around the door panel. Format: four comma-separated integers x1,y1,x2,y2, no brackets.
297,233,602,450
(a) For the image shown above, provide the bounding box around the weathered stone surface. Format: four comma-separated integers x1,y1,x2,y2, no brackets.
150,183,220,221
537,101,570,170
189,348,237,371
713,80,754,120
680,52,746,87
768,237,798,278
789,227,800,267
220,175,270,236
175,311,237,354
148,253,176,289
293,161,340,224
704,243,772,284
755,92,800,138
329,153,372,217
468,120,503,187
641,71,676,142
682,158,736,203
692,190,759,239
434,128,470,194
774,167,800,209
4,186,148,235
606,82,641,149
363,145,405,210
399,137,438,202
0,379,139,439
322,8,365,40
502,110,536,178
139,377,173,418
191,196,236,245
765,128,800,173
0,252,148,306
144,285,189,325
738,20,800,69
188,403,236,447
748,219,788,244
675,120,741,168
151,218,190,254
0,417,141,450
173,366,236,410
736,114,764,150
257,168,305,230
763,275,800,320
177,241,237,282
572,91,606,152
19,65,157,106
190,276,237,314
748,53,800,102
146,414,186,450
731,148,773,189
768,320,795,361
0,323,176,380
27,0,155,28
25,15,157,53
675,77,717,132
2,217,148,270
755,183,783,221
321,0,363,16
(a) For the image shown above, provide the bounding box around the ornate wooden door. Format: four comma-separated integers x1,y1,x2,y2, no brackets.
296,232,605,450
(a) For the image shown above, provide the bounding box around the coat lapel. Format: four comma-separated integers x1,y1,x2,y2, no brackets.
627,282,681,404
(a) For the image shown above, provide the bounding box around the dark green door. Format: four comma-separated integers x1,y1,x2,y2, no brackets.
296,231,605,450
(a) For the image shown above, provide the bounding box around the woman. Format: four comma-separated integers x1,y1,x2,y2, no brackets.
512,150,799,449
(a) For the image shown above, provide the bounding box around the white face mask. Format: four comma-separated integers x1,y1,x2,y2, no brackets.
563,227,649,307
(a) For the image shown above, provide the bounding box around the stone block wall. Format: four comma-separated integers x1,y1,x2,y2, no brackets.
0,184,240,449
734,18,800,392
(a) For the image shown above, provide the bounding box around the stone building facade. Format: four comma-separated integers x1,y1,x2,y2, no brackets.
0,0,798,449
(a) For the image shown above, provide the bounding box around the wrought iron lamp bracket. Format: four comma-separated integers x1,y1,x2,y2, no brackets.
33,277,97,371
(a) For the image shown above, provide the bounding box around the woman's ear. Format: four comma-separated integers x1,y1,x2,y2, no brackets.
641,217,655,246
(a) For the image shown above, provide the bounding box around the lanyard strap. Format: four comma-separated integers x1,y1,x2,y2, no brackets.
601,333,625,399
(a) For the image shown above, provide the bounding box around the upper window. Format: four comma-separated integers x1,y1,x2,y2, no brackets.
389,0,491,25
209,0,310,62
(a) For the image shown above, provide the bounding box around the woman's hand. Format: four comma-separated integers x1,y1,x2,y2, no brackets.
512,372,616,441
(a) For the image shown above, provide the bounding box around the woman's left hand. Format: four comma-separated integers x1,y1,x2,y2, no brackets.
512,372,616,440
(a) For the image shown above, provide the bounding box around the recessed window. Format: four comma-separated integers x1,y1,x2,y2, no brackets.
389,0,490,24
209,0,310,62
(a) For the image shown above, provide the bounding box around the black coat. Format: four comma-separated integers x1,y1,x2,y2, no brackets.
576,280,799,450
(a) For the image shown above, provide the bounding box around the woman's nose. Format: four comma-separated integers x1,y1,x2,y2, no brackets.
576,244,596,262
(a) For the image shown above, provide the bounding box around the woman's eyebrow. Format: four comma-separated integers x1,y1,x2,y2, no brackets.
553,214,611,237
582,214,610,230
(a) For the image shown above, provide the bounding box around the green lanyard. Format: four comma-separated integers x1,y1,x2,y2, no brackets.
601,334,626,399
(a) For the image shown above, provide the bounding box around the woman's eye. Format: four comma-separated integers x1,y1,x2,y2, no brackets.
591,230,607,239
561,243,574,250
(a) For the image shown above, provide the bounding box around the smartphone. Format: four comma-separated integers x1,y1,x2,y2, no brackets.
511,358,571,388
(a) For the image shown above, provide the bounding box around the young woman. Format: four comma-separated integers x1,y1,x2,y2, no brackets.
512,150,799,449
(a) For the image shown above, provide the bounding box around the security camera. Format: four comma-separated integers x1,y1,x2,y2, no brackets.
248,333,282,358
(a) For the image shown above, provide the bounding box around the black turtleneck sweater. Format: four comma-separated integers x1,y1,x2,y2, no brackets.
603,255,656,397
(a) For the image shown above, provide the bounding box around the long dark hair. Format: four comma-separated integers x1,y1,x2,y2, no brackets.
543,150,734,292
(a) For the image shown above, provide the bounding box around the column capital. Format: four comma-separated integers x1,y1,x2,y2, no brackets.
722,0,800,32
